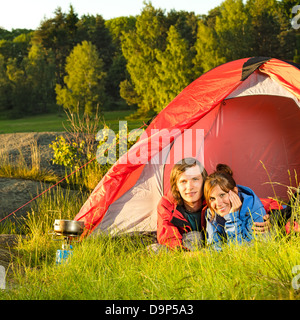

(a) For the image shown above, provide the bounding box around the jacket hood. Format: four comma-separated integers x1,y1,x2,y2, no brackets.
237,184,263,213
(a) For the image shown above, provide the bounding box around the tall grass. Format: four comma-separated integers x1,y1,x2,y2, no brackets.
0,141,58,183
1,182,300,299
2,231,300,300
62,159,108,191
1,172,300,299
1,183,300,300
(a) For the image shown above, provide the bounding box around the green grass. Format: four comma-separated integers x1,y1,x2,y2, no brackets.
2,228,300,300
0,184,299,300
0,113,68,133
0,110,299,300
0,111,148,134
103,110,149,132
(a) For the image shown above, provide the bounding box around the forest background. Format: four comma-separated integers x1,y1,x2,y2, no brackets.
0,0,299,121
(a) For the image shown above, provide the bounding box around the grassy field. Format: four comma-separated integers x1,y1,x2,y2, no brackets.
1,200,300,300
0,111,148,134
0,111,299,301
0,185,299,300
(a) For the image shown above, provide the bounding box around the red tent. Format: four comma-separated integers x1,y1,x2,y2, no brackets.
75,57,300,236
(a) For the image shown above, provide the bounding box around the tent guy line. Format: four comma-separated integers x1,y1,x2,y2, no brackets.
0,156,96,224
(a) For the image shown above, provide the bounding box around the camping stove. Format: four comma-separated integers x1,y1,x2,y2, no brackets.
50,219,85,264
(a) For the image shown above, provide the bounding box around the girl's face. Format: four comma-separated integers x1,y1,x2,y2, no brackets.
209,185,237,216
176,165,204,209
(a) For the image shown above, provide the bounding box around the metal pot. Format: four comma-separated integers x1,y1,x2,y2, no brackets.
53,219,85,236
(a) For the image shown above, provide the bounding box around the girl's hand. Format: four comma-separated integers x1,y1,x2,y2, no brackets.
252,214,270,234
228,190,242,214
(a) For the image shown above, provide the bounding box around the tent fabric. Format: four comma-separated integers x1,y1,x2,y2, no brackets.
227,71,300,105
241,56,271,81
75,57,300,236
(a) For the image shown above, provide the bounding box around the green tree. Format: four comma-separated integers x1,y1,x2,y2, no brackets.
0,28,12,40
193,21,226,75
120,2,168,116
120,3,211,116
281,0,300,63
33,6,79,85
105,53,128,103
119,79,142,107
154,25,194,112
0,54,11,112
105,16,136,48
24,43,56,113
77,14,114,70
105,16,137,102
166,10,199,48
0,40,12,62
0,28,32,41
6,57,31,116
12,32,32,65
78,14,120,106
0,31,32,65
246,0,283,58
65,4,79,44
55,41,106,114
214,0,252,61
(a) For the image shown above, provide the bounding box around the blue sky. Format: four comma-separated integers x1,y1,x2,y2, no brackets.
1,0,224,31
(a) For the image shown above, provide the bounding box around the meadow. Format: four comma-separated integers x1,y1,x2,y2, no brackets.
0,110,145,134
0,112,299,300
1,197,300,300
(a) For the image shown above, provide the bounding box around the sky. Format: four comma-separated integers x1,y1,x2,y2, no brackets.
0,0,225,31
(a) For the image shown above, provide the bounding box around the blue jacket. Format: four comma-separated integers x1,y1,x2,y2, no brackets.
205,185,265,251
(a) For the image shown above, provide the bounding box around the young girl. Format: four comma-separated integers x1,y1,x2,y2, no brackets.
204,164,266,250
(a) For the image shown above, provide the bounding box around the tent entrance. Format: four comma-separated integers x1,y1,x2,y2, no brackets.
201,95,300,199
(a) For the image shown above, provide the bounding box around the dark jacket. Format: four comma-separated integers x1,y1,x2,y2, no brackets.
157,192,206,249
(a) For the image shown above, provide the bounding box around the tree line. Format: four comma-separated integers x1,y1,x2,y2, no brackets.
0,0,299,119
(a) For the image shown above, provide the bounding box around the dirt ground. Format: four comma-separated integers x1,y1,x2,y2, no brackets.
0,132,74,220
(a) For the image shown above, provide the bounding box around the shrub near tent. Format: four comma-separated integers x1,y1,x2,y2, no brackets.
75,57,300,236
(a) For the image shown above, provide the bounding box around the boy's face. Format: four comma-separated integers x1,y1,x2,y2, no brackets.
176,165,204,209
